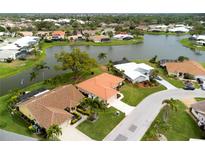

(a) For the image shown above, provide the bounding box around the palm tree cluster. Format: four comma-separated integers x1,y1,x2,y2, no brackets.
46,124,62,140
30,62,50,81
162,98,178,123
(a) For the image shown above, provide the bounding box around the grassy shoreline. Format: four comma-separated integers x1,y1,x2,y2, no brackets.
180,38,205,51
0,38,143,79
145,31,188,36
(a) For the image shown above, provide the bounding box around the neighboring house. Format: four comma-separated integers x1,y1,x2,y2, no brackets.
164,60,205,80
0,36,40,61
191,101,205,129
82,30,98,36
36,31,50,37
68,34,84,41
76,73,124,104
114,62,154,83
89,35,110,43
19,31,33,37
168,27,189,33
113,34,134,40
148,25,168,32
52,31,65,40
17,84,84,129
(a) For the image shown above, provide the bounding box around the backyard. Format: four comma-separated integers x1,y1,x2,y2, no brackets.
142,100,205,141
77,107,125,140
180,38,205,51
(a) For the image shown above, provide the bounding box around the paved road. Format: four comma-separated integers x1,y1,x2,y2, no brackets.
104,89,205,141
0,129,37,141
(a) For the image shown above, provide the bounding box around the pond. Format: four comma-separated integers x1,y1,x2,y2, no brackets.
1,34,205,96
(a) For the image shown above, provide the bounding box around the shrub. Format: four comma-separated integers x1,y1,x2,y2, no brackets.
76,107,90,116
70,112,82,125
184,73,195,80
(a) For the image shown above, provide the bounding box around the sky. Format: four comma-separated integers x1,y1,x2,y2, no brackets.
0,0,205,13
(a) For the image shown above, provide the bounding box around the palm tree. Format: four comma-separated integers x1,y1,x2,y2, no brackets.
30,71,38,81
46,124,62,140
98,52,107,61
82,97,106,121
106,60,114,71
162,98,178,123
33,62,50,80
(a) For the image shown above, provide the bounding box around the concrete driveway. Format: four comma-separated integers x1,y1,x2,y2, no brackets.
110,99,135,116
156,76,177,90
59,118,93,141
104,89,205,141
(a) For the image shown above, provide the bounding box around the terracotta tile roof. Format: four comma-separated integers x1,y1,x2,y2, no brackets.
18,84,84,129
165,60,205,76
52,31,65,36
90,35,109,42
77,73,124,101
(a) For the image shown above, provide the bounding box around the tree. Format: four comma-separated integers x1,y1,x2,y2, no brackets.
177,56,189,62
55,48,97,79
30,71,38,81
149,69,159,81
107,31,113,38
106,60,114,71
98,52,107,61
162,99,178,123
46,124,62,140
149,55,158,63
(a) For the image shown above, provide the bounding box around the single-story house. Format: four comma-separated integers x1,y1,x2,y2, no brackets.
164,60,205,80
68,34,84,41
76,73,124,104
114,62,154,83
89,35,110,43
168,27,189,33
17,84,84,129
191,101,205,129
19,31,33,37
0,36,40,61
113,34,134,40
52,31,65,40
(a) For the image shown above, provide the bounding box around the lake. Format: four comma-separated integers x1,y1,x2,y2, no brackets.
1,34,205,96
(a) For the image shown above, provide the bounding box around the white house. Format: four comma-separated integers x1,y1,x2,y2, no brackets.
0,36,39,61
113,34,134,40
191,101,205,129
168,27,189,33
114,62,154,83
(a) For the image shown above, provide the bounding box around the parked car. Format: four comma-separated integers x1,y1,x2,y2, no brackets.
201,84,205,90
155,76,162,81
184,81,195,90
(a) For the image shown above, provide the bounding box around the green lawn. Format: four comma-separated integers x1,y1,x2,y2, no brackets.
145,31,188,36
180,38,205,51
77,107,125,140
42,38,143,47
120,82,166,106
0,84,44,139
195,97,205,102
142,100,205,141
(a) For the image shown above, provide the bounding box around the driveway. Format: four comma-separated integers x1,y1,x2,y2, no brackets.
104,89,205,141
156,76,177,90
59,117,93,141
109,99,135,115
0,129,37,141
